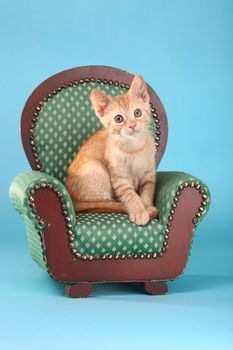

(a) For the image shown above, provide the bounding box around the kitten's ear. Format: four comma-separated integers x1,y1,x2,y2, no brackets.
90,88,111,118
129,75,149,103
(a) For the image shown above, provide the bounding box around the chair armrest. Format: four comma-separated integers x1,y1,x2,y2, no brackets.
9,171,76,227
155,171,210,228
9,171,76,270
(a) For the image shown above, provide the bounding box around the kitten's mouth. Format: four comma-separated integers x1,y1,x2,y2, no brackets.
121,129,140,139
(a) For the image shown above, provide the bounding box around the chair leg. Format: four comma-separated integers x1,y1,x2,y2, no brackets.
65,282,93,298
143,281,168,295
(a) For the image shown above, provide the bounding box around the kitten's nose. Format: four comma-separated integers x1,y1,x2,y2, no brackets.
128,121,136,129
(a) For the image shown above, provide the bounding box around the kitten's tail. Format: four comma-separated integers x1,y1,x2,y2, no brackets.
74,201,127,214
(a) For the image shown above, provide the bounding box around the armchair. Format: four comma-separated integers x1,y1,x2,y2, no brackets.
9,66,210,297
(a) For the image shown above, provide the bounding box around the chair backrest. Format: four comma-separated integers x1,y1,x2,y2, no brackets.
21,66,168,183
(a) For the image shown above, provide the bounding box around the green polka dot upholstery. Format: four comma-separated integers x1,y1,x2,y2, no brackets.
34,81,155,184
155,172,210,226
74,212,165,256
72,172,210,257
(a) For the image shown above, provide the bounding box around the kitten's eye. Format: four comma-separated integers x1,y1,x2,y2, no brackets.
134,108,142,117
114,114,124,123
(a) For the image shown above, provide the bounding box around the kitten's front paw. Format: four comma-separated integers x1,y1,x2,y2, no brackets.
129,210,149,226
146,206,159,219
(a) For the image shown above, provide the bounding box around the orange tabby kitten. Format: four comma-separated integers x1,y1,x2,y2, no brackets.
65,75,159,225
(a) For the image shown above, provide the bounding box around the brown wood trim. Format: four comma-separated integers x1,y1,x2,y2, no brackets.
144,281,168,295
21,65,168,169
33,186,202,284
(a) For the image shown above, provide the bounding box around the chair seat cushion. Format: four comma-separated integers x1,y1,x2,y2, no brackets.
74,212,165,258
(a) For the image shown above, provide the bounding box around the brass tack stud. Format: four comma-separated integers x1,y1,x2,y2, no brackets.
152,253,157,259
102,255,107,260
195,212,201,218
202,194,208,200
108,254,113,260
199,207,204,212
165,235,169,240
162,246,167,252
184,182,189,187
114,254,119,260
202,201,207,206
146,253,151,259
35,106,41,112
82,255,87,261
68,230,73,236
165,228,170,234
121,254,126,259
76,253,81,258
192,218,199,225
140,253,145,259
133,254,138,259
69,243,75,249
176,191,181,197
191,181,195,187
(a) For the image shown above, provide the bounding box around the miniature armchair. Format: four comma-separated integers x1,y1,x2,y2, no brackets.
9,66,210,297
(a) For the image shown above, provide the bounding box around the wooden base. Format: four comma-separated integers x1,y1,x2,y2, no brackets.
65,281,167,297
65,282,93,298
143,281,168,295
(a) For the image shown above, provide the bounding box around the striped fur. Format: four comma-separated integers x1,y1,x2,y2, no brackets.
65,75,158,225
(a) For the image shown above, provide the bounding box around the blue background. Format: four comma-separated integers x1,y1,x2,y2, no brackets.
0,0,232,349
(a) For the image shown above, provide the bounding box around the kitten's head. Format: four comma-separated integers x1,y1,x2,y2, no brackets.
90,75,151,140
